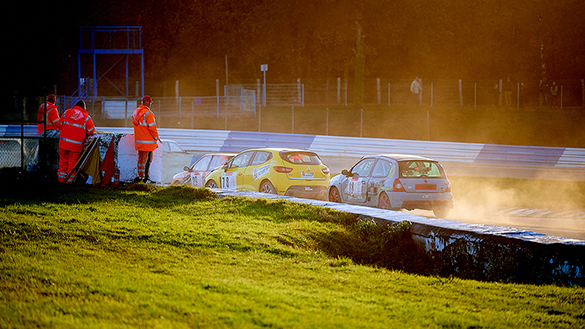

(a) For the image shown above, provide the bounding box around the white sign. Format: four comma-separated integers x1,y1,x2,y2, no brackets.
261,64,268,71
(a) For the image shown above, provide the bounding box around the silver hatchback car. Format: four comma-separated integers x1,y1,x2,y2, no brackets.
328,154,453,217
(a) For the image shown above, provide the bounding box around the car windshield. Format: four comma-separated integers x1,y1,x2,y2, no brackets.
280,151,321,165
398,160,445,178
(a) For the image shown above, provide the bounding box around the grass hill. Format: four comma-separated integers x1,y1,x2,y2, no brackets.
1,183,584,328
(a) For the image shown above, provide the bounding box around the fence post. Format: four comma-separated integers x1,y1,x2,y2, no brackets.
216,79,220,118
191,100,194,129
258,106,262,132
337,77,341,104
360,109,363,138
431,83,434,108
561,85,563,110
377,78,381,105
581,79,585,107
326,108,329,135
388,83,391,107
158,99,161,128
344,79,348,106
516,83,520,110
292,106,294,134
458,79,463,106
499,79,503,106
297,78,302,105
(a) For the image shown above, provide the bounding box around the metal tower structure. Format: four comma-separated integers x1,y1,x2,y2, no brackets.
78,26,144,100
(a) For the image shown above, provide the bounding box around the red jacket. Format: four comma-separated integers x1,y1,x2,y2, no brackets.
132,105,159,151
59,106,96,152
37,102,61,134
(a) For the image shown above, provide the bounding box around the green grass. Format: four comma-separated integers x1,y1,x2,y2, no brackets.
1,183,584,328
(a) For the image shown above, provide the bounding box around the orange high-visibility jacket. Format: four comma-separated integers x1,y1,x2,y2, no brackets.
132,105,159,151
59,106,96,152
37,102,61,134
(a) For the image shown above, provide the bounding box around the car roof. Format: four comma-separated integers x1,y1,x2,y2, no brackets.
364,154,437,162
236,148,313,153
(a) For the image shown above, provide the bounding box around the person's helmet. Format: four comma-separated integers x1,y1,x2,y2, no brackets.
75,99,86,110
142,95,153,106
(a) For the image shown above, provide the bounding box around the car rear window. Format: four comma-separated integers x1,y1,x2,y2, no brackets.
280,151,322,165
398,160,445,178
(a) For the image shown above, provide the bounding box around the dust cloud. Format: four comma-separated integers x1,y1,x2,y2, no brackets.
442,176,585,239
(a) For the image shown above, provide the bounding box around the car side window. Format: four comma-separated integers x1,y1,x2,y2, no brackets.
230,152,253,169
208,155,223,170
192,156,211,172
251,151,273,166
351,158,375,177
372,160,392,177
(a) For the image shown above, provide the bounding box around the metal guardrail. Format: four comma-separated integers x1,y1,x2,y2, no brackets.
2,125,584,168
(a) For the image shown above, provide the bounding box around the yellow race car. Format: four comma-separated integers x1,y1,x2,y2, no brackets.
204,148,331,200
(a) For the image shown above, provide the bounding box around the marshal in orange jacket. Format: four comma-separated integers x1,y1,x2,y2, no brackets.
132,104,159,151
59,104,96,152
37,100,61,134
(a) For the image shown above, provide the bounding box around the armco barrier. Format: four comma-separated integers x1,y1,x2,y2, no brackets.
214,189,585,285
2,125,585,167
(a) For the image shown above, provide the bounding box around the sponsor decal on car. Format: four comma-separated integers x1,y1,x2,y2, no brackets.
300,170,314,178
253,164,271,181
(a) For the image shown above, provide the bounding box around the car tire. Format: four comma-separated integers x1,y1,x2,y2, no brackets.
377,192,391,210
205,180,218,188
433,207,450,218
328,186,341,203
259,180,276,194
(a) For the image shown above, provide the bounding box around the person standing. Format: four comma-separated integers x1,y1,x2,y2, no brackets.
58,99,96,184
410,77,422,105
504,77,513,107
37,94,61,137
132,95,160,183
549,81,559,108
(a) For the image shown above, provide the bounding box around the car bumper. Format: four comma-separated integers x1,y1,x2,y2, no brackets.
284,185,328,200
391,192,454,210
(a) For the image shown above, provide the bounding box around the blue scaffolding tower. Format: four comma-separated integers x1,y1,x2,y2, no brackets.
77,26,144,100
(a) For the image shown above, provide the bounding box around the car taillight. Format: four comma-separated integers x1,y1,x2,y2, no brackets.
321,167,330,174
445,183,451,192
273,166,292,173
393,178,406,192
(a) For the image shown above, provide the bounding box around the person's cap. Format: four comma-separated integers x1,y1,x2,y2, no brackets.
142,95,152,104
75,99,86,110
48,94,56,103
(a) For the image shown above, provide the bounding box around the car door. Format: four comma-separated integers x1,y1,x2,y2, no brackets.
242,151,274,191
220,151,254,190
185,155,212,186
367,159,395,205
340,158,376,204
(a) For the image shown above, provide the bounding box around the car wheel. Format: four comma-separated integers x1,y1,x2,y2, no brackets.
377,192,390,210
259,180,276,194
433,207,450,218
328,186,341,202
205,180,218,188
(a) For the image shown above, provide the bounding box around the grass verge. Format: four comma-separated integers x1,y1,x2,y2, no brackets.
1,183,584,328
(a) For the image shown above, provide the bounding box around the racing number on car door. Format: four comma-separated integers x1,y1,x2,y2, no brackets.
344,158,375,203
220,172,237,189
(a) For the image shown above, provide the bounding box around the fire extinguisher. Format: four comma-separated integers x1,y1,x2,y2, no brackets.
112,169,120,187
